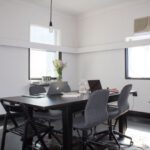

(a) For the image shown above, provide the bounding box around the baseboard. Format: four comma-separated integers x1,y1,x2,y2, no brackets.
128,110,150,118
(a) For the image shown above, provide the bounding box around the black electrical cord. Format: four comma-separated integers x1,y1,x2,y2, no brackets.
49,0,53,27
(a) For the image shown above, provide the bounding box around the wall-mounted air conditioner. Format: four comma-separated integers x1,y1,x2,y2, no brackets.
126,16,150,42
134,16,150,34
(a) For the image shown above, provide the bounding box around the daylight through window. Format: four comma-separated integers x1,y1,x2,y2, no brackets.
125,45,150,79
30,25,60,45
29,49,58,79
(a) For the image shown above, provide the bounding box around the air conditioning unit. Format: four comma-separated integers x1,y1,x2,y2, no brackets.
134,16,150,34
126,16,150,42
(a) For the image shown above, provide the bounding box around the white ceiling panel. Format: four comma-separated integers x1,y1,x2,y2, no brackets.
7,0,148,15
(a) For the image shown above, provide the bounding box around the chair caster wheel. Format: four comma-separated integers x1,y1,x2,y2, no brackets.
130,141,133,146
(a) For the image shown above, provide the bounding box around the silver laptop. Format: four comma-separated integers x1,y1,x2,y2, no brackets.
47,81,71,95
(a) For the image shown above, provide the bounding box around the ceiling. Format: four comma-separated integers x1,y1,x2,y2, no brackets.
16,0,147,15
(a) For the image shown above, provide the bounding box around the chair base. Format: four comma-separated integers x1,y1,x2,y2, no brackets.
75,130,107,150
94,119,133,149
95,129,133,148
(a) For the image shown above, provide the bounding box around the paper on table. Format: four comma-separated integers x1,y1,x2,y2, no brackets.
109,88,119,94
22,95,45,98
61,92,81,97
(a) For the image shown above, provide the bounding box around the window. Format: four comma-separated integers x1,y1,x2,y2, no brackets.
29,49,60,80
125,45,150,79
30,25,61,46
29,24,62,80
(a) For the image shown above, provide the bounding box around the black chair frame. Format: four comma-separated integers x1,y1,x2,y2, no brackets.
0,100,52,150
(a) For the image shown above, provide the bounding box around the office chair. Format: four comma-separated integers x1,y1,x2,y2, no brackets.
29,85,52,121
30,82,71,149
73,90,109,150
46,81,71,120
0,100,52,150
29,84,62,121
95,84,133,148
29,84,63,149
47,81,72,149
30,82,71,122
42,81,71,121
88,80,102,92
29,84,46,95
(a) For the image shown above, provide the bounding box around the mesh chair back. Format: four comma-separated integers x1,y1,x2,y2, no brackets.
118,84,132,114
1,100,23,127
29,85,46,95
85,89,109,128
47,81,71,95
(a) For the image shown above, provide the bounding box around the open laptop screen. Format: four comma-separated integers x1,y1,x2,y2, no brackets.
88,80,102,92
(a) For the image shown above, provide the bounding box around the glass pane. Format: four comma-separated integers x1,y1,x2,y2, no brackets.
30,25,55,45
30,49,57,79
128,45,150,78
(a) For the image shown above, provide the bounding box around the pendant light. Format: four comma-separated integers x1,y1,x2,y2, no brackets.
49,0,53,32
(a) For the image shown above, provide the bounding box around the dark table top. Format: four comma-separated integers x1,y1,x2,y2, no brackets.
0,92,119,110
0,90,137,110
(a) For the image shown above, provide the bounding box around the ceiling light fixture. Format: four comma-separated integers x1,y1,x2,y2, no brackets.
49,0,53,32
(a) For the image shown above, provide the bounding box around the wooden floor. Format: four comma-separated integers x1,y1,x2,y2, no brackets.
0,116,149,150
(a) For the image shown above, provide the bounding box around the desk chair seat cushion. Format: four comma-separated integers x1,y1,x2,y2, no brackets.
73,116,86,129
108,105,129,120
73,115,106,130
33,110,62,120
107,106,119,120
33,111,51,120
48,110,62,120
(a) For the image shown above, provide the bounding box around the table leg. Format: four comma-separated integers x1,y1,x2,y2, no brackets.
22,106,33,150
23,106,49,150
62,105,73,150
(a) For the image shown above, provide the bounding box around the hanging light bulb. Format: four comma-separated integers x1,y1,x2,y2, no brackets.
49,0,53,33
49,20,53,33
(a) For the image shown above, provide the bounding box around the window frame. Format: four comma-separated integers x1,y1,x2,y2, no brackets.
125,47,150,80
28,48,62,80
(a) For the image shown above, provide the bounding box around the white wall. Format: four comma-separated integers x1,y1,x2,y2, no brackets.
77,1,150,113
0,0,78,48
0,0,78,114
77,1,150,48
1,0,150,114
78,49,150,113
62,53,78,90
0,46,29,97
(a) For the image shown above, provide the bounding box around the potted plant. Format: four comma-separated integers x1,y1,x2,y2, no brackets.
53,59,66,80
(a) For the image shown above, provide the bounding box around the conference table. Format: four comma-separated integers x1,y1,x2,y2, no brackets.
0,91,136,150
